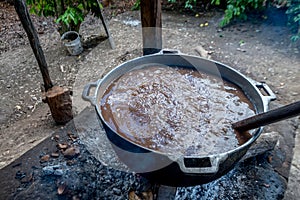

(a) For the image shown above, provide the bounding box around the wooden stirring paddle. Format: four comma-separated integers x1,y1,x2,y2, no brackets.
232,101,300,132
233,101,300,145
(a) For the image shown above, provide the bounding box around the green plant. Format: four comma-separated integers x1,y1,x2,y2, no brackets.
286,0,300,41
184,0,197,9
132,0,198,10
26,0,102,34
168,0,197,9
165,0,266,26
26,0,56,16
56,5,85,31
131,0,140,10
212,0,265,27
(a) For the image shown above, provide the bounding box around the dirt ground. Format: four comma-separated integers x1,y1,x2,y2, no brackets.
0,0,299,174
0,0,137,168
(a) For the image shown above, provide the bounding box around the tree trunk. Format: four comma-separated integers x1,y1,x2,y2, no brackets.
140,0,162,55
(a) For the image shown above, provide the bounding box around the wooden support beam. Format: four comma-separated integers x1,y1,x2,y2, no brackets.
14,0,53,91
96,0,115,49
140,0,162,55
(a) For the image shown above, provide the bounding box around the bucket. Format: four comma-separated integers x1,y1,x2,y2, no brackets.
61,31,83,56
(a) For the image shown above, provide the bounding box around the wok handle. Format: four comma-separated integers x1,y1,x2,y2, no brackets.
82,80,101,106
157,49,182,55
176,155,228,174
255,82,276,110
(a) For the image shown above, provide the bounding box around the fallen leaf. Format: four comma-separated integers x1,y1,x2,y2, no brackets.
57,183,66,195
40,154,50,163
57,143,68,150
268,155,273,163
142,191,153,200
128,191,141,200
63,146,80,158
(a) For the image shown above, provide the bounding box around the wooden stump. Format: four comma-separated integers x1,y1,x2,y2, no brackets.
43,86,73,125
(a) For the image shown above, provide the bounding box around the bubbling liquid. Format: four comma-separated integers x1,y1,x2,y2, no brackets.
100,66,255,156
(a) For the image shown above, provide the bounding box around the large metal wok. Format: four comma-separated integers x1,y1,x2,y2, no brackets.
82,50,276,186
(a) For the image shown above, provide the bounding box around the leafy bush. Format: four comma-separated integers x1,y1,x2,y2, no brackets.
156,0,300,41
168,0,197,9
131,0,140,10
158,0,266,26
286,0,300,41
56,5,85,29
132,0,199,11
26,0,102,34
212,0,265,26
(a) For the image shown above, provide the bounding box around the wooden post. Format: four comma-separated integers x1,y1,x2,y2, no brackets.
14,0,53,91
14,0,73,125
140,0,162,55
96,0,115,49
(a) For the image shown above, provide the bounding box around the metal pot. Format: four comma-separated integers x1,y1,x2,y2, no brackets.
82,50,276,186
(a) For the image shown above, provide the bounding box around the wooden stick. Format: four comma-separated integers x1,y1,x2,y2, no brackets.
14,0,53,91
140,0,162,55
232,101,300,132
96,0,115,49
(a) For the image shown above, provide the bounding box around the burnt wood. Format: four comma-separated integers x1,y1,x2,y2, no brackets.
14,0,53,91
140,0,162,55
232,101,300,132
